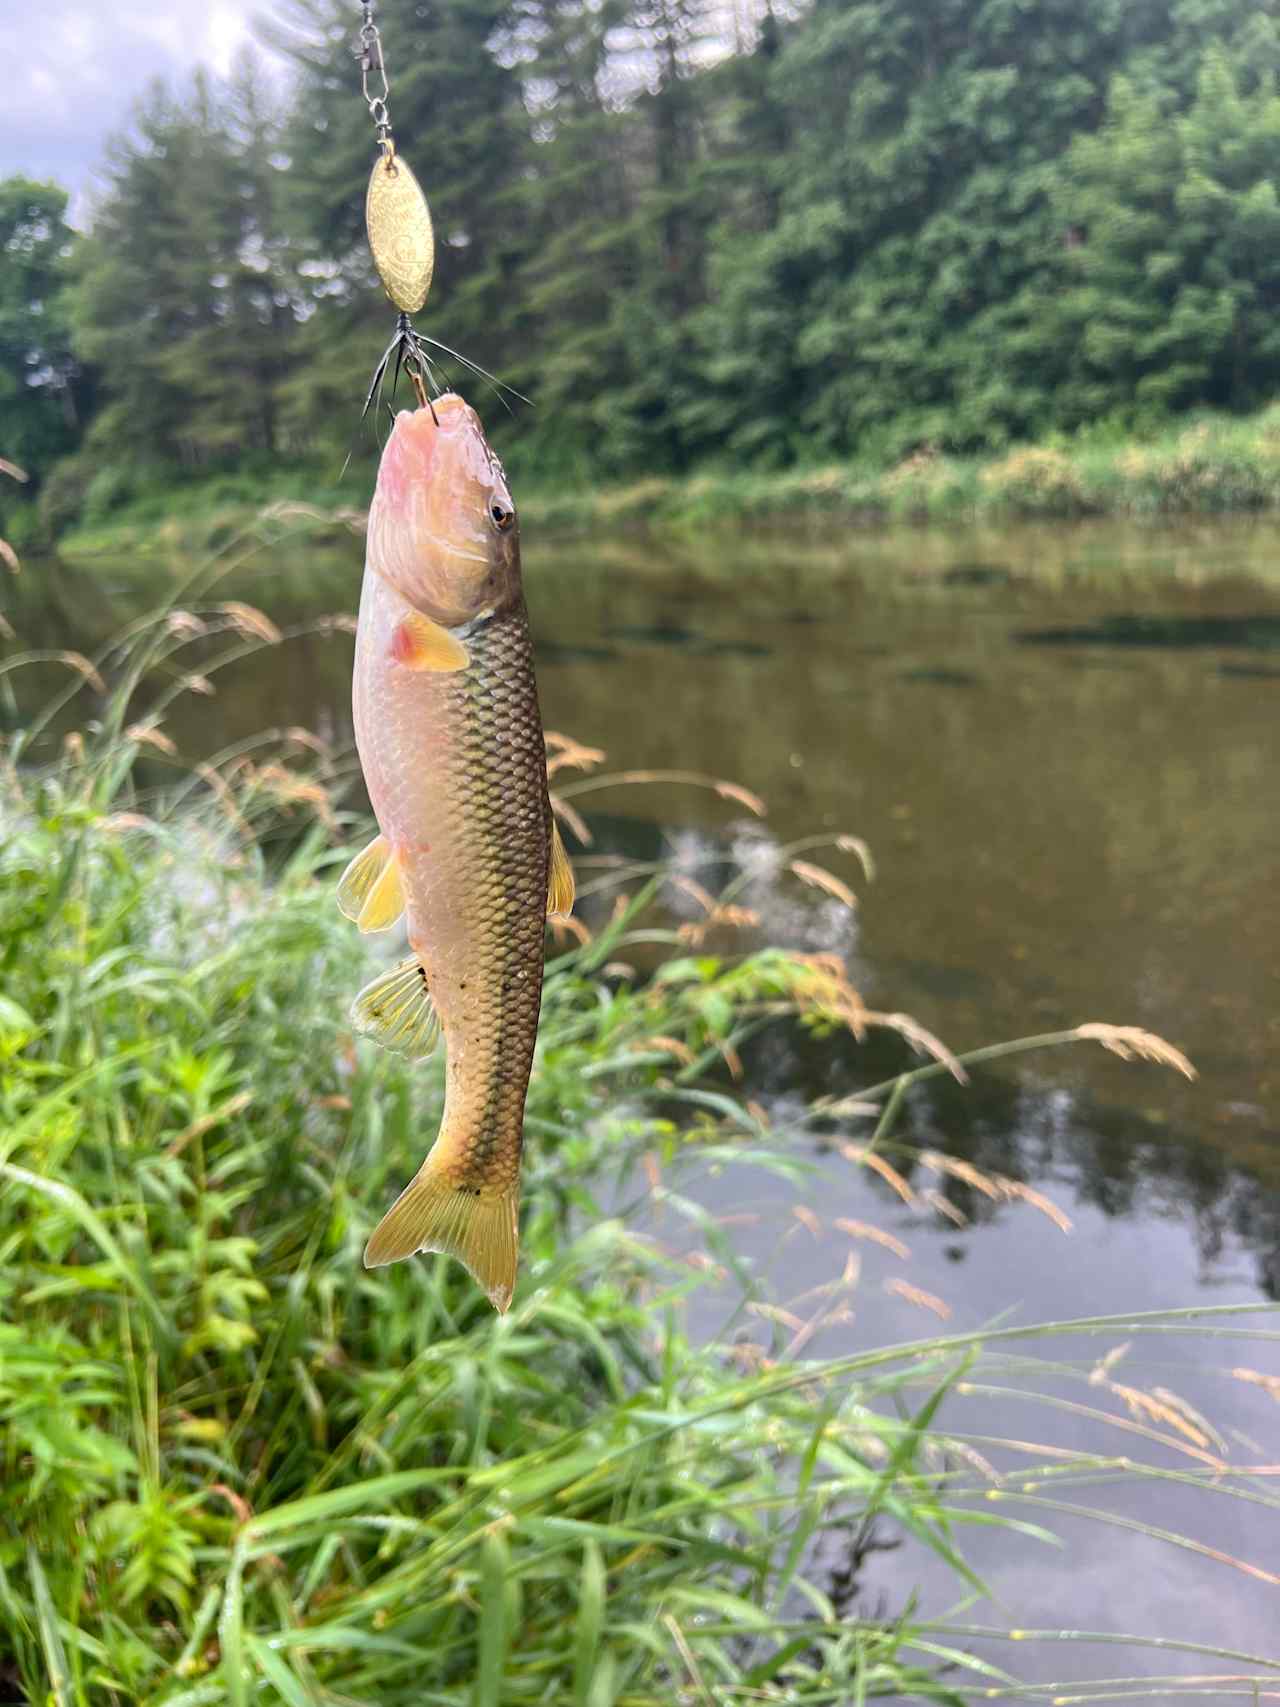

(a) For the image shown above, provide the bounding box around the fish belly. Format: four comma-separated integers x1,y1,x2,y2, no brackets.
352,566,551,1185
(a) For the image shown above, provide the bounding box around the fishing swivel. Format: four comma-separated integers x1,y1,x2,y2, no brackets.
355,1,394,155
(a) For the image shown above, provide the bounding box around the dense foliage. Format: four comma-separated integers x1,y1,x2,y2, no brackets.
0,179,81,480
9,0,1280,532
1,568,1273,1703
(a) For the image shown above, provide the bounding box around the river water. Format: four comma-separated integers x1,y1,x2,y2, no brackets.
6,515,1280,1695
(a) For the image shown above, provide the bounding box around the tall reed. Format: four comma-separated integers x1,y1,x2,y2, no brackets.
1,528,1277,1706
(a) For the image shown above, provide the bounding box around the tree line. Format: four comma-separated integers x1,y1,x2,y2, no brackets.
7,0,1280,531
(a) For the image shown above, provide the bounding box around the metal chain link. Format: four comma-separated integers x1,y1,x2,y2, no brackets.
355,3,394,153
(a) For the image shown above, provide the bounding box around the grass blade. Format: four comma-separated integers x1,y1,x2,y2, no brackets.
574,1539,606,1707
26,1546,70,1707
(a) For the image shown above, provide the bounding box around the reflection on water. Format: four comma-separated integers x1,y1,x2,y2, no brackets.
5,514,1280,1683
1018,611,1280,648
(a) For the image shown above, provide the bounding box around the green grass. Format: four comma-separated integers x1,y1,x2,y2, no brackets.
2,534,1280,1704
26,403,1280,561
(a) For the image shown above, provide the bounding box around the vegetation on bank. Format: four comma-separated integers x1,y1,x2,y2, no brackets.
28,406,1280,561
3,541,1280,1702
11,3,1280,532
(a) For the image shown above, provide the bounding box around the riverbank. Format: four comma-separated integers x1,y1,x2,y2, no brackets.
4,549,1280,1703
19,404,1280,562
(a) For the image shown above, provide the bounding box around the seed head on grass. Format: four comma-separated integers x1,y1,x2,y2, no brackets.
217,601,283,645
836,1217,911,1260
839,1140,917,1204
1232,1367,1280,1402
920,1150,1003,1200
865,1009,968,1080
924,1186,969,1226
886,1277,952,1320
165,610,208,639
998,1176,1073,1234
1074,1022,1196,1078
788,858,859,909
544,730,606,775
126,722,178,755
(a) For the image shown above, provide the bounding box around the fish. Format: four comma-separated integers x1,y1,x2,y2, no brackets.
339,395,574,1312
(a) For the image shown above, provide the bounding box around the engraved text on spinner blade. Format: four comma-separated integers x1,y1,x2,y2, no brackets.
366,155,436,314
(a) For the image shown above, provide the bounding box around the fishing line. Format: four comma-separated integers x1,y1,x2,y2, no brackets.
352,2,527,422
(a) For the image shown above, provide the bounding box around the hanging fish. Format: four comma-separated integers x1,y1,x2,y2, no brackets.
339,397,573,1312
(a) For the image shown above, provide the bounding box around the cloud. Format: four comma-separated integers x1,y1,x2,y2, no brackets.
0,1,280,221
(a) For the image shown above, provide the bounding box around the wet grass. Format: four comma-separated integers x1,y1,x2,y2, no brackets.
526,406,1280,536
2,540,1280,1704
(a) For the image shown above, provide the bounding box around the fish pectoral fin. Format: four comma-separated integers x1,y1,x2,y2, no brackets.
336,835,406,932
351,955,439,1059
364,1156,519,1314
391,611,470,672
547,819,575,918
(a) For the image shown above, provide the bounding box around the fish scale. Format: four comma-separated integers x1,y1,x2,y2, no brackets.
429,601,551,1190
344,395,568,1311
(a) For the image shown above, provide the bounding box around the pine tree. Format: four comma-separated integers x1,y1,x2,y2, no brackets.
1041,47,1280,423
70,73,298,469
39,0,1280,493
0,178,82,481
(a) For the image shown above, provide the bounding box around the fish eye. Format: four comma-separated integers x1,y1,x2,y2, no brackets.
489,499,515,533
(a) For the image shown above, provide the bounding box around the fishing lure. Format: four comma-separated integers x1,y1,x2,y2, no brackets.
354,3,517,413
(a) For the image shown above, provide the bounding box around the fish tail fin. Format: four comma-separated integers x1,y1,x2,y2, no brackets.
363,1151,519,1314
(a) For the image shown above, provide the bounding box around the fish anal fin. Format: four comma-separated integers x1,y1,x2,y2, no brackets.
364,1159,519,1313
547,820,575,918
351,955,439,1059
391,611,469,672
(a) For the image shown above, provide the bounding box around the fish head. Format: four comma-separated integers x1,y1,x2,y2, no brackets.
367,395,519,626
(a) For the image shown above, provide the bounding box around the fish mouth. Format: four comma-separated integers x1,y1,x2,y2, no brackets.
382,395,483,498
395,392,473,449
378,396,465,504
374,396,492,572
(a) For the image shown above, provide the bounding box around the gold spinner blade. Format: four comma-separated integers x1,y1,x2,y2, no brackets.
366,147,435,315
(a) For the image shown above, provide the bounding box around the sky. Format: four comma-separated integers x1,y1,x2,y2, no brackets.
0,0,281,222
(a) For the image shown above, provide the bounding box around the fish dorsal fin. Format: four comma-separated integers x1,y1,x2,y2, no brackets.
336,836,406,933
351,956,439,1059
547,819,575,918
391,611,469,672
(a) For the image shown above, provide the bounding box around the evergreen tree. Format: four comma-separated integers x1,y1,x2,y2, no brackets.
1041,49,1280,423
70,72,296,470
0,178,81,480
711,0,1190,456
493,0,642,474
37,0,1280,494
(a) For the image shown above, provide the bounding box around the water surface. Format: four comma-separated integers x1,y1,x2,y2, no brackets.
5,514,1280,1693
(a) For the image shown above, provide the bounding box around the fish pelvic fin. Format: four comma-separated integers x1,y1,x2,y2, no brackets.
547,819,575,918
351,955,439,1059
363,1157,519,1313
337,835,406,933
